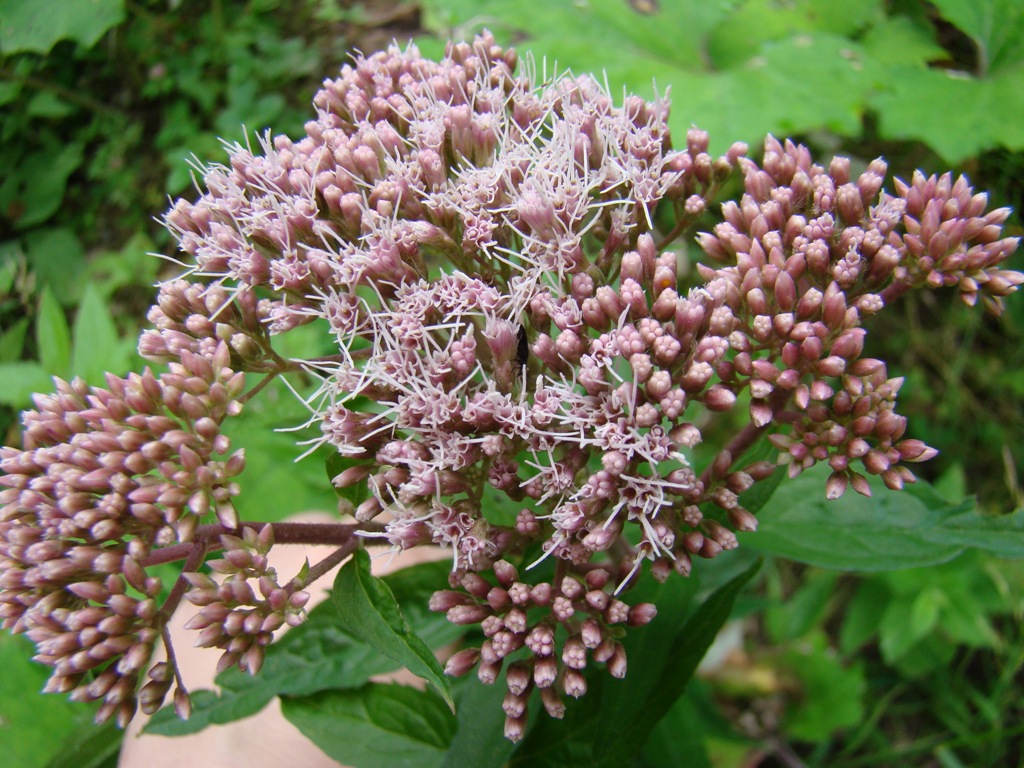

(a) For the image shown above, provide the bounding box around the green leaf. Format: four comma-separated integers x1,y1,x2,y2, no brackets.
145,560,460,736
781,632,865,742
22,228,86,303
839,577,891,654
638,684,715,768
510,560,760,767
0,633,98,768
0,0,125,55
70,283,128,384
0,315,29,361
281,683,456,768
442,675,518,768
43,719,122,768
918,507,1024,559
0,361,52,407
332,549,454,710
419,1,883,155
36,286,70,378
26,91,76,119
764,569,839,643
736,463,1003,570
220,378,339,523
325,452,371,508
859,14,947,68
871,67,1024,163
1,144,84,230
929,0,1024,76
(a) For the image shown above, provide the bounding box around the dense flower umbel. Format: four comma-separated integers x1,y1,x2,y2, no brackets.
0,344,245,724
1,33,1021,736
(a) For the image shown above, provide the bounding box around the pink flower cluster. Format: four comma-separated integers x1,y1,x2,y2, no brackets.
1,32,1020,737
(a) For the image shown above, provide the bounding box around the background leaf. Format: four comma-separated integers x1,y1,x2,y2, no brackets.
0,0,125,55
35,286,70,377
70,282,130,384
736,463,1024,570
0,362,53,407
0,634,117,768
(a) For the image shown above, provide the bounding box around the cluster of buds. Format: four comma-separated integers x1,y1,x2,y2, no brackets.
182,525,310,677
0,33,1020,736
0,343,246,723
435,560,656,740
697,137,1020,496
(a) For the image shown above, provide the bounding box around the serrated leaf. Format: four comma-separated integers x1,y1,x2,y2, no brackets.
145,560,459,736
419,1,882,156
929,0,1024,76
0,0,125,55
281,683,456,768
872,67,1024,163
734,463,1015,570
332,549,454,710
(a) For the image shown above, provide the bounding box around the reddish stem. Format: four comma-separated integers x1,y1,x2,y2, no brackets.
140,521,371,568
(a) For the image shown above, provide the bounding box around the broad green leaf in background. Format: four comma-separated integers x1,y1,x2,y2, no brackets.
0,143,84,231
780,632,866,742
0,0,125,55
764,569,839,644
70,282,130,385
36,286,70,378
637,685,715,768
419,0,1024,162
868,0,1024,162
929,0,1024,76
42,719,122,768
0,633,117,768
0,316,29,361
332,549,454,710
222,378,340,523
21,228,86,305
872,67,1024,164
839,553,1006,668
146,560,459,736
737,463,1024,570
0,361,53,408
281,683,456,768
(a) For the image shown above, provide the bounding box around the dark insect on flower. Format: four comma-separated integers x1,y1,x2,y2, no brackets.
516,324,529,369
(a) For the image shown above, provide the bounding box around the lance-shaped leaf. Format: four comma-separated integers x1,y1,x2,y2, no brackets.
332,548,454,710
282,683,456,768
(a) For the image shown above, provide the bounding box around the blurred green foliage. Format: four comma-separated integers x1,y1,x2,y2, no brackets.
1,1,1023,766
